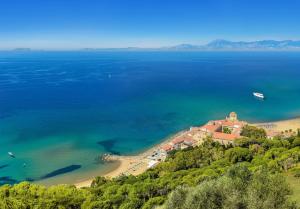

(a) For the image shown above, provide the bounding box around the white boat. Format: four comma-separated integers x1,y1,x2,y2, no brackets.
8,152,15,158
253,92,265,99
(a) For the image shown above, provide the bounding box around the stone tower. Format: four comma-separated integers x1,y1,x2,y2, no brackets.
228,112,238,121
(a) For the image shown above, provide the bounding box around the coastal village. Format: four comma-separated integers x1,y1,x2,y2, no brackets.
77,112,297,187
148,112,248,168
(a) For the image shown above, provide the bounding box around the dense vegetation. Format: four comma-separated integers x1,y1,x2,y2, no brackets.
0,125,299,209
162,166,294,209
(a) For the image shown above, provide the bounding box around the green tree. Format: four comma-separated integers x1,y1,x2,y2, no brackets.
241,125,266,139
163,186,190,209
162,166,296,209
246,170,295,209
223,127,232,134
225,147,253,163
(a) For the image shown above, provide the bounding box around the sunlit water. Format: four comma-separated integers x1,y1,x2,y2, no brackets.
1,51,300,185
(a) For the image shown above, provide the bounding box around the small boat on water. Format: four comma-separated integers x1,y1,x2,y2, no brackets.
253,92,265,99
8,152,15,158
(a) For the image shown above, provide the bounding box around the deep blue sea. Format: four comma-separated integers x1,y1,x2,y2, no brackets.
1,51,300,185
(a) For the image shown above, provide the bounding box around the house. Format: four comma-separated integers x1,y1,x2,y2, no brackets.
198,112,247,144
161,144,174,153
170,134,197,150
161,112,247,154
213,132,238,145
266,130,281,139
182,137,196,146
172,137,185,145
200,124,221,133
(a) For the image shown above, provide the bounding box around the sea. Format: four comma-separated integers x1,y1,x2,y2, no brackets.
1,51,300,185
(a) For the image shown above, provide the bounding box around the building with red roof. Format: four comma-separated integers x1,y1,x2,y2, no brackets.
213,132,238,144
198,112,247,145
161,144,174,152
200,124,221,133
172,137,185,145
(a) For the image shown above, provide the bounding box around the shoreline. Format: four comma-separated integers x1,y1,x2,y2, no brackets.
74,116,300,188
74,129,189,188
253,117,300,132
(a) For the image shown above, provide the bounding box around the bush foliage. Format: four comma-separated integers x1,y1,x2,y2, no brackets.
0,126,299,208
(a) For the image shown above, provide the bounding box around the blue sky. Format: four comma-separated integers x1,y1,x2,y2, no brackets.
0,0,300,49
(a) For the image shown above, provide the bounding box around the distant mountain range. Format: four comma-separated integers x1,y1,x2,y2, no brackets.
9,40,300,51
81,40,300,51
166,39,300,51
13,48,32,51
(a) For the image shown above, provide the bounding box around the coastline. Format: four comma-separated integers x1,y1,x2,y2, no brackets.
74,116,300,188
74,129,189,188
253,117,300,132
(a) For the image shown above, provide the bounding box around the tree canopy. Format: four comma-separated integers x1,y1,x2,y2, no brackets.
0,128,299,208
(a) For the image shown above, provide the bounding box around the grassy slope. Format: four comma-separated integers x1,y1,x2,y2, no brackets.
286,174,300,206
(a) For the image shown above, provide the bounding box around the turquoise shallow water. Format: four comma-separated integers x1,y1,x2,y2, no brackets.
0,51,300,185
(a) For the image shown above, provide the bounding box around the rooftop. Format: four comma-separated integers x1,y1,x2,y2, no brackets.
213,132,238,141
200,124,221,132
161,144,173,152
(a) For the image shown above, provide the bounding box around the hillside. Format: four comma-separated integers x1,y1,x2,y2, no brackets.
0,126,299,209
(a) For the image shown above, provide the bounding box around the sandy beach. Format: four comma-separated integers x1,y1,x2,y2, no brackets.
74,155,153,188
74,130,188,188
75,116,300,188
254,117,300,132
74,156,150,188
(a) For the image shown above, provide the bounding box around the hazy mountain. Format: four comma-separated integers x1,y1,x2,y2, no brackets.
165,40,300,51
204,39,300,50
13,48,31,51
166,44,202,50
13,40,300,51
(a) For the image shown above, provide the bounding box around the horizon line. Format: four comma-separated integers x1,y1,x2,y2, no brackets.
1,39,300,51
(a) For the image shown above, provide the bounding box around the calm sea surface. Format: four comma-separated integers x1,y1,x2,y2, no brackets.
1,51,300,185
